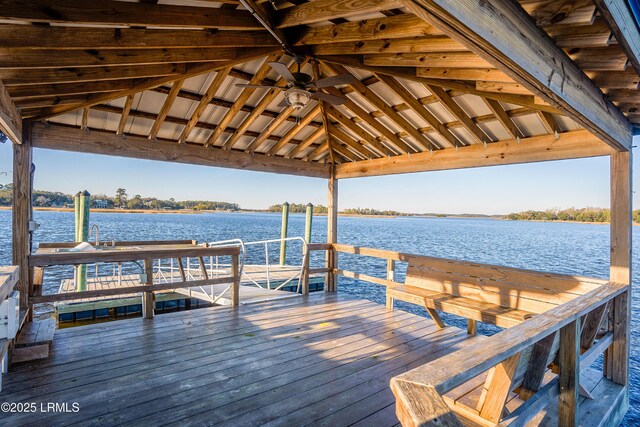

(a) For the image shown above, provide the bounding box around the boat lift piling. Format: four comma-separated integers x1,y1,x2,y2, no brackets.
279,202,289,266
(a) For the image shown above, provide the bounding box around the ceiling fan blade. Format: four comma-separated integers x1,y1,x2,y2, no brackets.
309,74,356,89
235,83,286,89
311,91,347,106
277,98,290,108
268,61,297,84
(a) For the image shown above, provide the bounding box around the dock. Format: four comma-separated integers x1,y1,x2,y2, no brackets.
55,264,325,321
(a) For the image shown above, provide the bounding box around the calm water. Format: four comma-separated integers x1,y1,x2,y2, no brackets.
0,210,637,424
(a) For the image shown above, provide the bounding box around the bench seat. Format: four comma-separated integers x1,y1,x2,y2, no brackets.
387,285,534,329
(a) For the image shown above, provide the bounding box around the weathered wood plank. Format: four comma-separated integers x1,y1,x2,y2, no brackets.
0,79,21,143
29,123,331,178
334,130,612,178
400,0,633,151
0,0,263,30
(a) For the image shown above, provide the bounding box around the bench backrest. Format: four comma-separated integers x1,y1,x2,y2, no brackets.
405,255,606,314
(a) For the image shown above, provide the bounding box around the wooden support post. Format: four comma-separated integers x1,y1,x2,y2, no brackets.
386,259,395,310
74,190,90,291
326,173,338,292
231,254,240,306
301,244,310,296
607,151,632,386
304,203,313,244
12,123,32,311
142,259,154,319
279,202,289,266
558,319,580,427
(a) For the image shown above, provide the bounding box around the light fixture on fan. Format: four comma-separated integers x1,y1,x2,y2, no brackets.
284,87,311,110
236,55,356,110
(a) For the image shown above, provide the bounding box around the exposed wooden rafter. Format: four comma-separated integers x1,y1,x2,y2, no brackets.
0,0,264,30
0,79,21,143
26,46,280,120
178,66,232,144
399,0,633,151
148,79,185,140
276,0,400,28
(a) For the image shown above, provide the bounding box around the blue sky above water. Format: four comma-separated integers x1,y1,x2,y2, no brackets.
0,137,637,215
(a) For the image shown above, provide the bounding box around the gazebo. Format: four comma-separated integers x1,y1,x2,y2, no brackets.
0,1,636,425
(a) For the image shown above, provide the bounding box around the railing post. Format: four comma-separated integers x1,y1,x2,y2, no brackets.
326,173,338,292
301,244,310,295
142,259,155,319
558,318,580,427
279,202,289,266
231,253,240,306
386,259,395,281
607,151,631,387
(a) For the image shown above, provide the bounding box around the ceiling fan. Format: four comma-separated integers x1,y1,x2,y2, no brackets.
236,55,355,110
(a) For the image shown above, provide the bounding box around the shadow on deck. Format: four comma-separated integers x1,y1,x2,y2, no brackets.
0,293,482,426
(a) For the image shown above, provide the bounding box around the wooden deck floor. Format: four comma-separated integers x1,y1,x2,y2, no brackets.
1,293,481,426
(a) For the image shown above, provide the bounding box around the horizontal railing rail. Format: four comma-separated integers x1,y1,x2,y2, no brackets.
390,281,629,426
28,245,242,309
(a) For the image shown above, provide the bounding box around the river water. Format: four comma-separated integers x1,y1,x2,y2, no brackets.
0,210,637,424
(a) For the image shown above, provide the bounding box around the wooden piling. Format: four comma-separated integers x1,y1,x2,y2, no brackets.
304,203,313,243
74,190,90,291
279,202,289,266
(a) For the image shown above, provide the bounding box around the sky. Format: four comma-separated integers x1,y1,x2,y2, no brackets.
0,136,638,215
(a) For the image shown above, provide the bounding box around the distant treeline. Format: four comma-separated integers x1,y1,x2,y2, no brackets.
0,185,239,211
340,208,407,216
507,208,640,224
267,204,406,216
267,203,328,214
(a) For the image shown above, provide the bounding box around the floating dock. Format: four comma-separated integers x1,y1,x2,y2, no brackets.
56,264,324,323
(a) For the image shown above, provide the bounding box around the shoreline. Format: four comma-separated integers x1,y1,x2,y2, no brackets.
1,207,637,225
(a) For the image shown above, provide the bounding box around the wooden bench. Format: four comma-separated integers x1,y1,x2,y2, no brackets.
391,282,626,427
386,254,606,334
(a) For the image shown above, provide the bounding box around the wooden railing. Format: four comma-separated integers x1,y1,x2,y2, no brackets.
28,244,242,318
0,266,20,363
390,282,629,426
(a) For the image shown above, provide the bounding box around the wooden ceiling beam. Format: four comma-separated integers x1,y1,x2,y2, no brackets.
364,52,492,68
416,68,514,83
589,70,640,90
0,26,276,50
93,103,311,146
177,66,232,144
400,0,632,151
276,0,400,28
319,83,410,154
325,104,394,156
324,62,432,151
566,46,630,71
30,122,330,179
318,55,561,114
0,64,188,87
375,73,460,147
330,137,362,162
312,37,467,55
484,98,525,140
425,84,490,144
592,0,640,76
328,124,379,159
537,111,561,135
334,130,612,178
522,0,596,27
205,53,282,148
148,79,185,140
81,108,89,131
546,18,613,48
0,0,263,30
221,60,302,150
283,126,325,159
26,46,280,120
116,95,134,135
0,48,235,69
244,106,295,153
266,104,322,156
303,140,329,162
0,79,21,143
8,80,138,100
293,14,444,45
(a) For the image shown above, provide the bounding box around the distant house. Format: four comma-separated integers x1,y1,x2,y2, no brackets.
94,200,110,209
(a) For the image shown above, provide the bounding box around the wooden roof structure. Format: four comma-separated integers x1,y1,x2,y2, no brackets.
0,0,638,179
